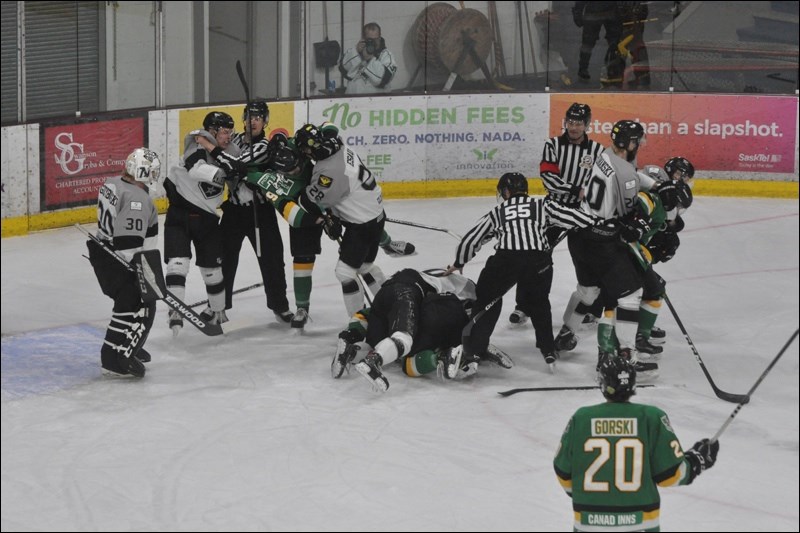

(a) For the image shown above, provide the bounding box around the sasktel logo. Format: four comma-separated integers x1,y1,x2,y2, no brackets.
54,132,96,175
739,153,782,163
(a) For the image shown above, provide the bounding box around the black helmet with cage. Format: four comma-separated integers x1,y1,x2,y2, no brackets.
664,156,695,181
598,355,637,402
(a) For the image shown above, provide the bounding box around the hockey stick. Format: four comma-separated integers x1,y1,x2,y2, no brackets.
498,384,656,397
386,217,462,241
188,281,264,308
711,328,799,443
664,294,749,404
235,59,261,258
76,224,223,336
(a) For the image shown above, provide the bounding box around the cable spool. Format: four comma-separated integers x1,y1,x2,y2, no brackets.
437,9,492,77
411,2,457,74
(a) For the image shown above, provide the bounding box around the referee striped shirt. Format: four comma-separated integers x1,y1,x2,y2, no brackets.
226,132,272,206
540,132,604,206
453,195,599,268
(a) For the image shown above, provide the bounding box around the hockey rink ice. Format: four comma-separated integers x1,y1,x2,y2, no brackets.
2,195,798,531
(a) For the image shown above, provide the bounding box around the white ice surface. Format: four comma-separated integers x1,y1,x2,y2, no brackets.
2,196,798,532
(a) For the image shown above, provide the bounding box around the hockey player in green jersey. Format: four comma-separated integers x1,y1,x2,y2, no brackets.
554,356,719,532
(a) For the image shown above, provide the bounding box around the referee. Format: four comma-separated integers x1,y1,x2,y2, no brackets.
510,102,605,327
221,100,293,323
444,172,599,372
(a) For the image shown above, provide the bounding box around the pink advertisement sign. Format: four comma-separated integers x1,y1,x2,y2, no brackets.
550,94,796,173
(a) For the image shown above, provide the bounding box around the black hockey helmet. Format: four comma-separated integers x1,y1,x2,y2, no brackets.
497,172,528,198
610,120,645,150
565,102,591,125
243,100,269,122
269,136,301,173
598,355,637,402
664,156,695,181
203,111,235,131
294,123,339,160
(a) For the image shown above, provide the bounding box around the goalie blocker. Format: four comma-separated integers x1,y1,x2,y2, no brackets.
78,224,223,336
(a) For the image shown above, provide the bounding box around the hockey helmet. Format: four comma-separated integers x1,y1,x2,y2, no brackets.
610,120,645,150
294,123,339,161
270,137,301,173
497,172,528,199
664,156,695,181
125,147,161,185
598,355,637,402
243,100,269,122
203,111,235,131
565,102,591,125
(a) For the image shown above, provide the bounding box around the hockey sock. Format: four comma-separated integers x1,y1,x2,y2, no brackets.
293,259,314,310
637,298,661,338
379,230,391,247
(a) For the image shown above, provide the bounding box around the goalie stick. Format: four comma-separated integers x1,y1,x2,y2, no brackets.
711,328,799,443
498,384,656,397
665,294,749,404
76,224,223,336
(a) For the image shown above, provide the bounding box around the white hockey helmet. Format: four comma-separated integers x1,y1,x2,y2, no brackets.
125,147,161,184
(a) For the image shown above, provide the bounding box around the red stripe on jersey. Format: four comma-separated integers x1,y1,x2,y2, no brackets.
540,161,560,175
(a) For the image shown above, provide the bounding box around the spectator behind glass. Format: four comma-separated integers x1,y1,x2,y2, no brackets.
339,22,397,94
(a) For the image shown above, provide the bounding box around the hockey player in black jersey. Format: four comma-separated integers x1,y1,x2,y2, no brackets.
445,172,600,372
331,268,508,393
87,148,161,377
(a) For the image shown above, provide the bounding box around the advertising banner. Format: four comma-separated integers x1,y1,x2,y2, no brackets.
309,94,550,182
550,94,797,174
177,102,299,156
41,116,146,210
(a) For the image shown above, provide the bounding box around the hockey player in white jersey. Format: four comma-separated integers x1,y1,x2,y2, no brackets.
86,148,161,377
163,111,241,335
294,123,387,317
568,120,659,376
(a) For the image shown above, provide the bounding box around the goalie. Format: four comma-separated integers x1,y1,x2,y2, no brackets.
86,148,162,378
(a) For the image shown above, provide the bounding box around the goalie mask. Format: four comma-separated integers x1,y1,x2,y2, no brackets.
125,148,161,185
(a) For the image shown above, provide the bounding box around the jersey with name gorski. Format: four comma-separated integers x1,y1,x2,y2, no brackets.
553,401,694,532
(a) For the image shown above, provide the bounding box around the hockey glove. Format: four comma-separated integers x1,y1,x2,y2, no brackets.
648,231,680,263
322,214,343,241
339,328,365,345
619,215,651,242
684,438,720,482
